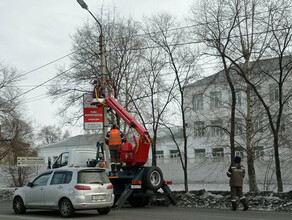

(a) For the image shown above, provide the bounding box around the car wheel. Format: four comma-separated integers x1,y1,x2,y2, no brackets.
97,207,111,215
13,197,26,214
143,166,164,191
59,198,75,218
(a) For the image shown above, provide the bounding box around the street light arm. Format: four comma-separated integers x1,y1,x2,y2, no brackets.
76,0,102,34
87,9,103,34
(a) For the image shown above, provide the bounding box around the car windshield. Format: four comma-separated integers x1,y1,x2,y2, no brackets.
78,170,110,184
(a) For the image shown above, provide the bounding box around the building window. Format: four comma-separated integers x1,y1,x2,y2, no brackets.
211,120,223,137
170,150,179,158
253,115,264,133
212,147,224,157
235,146,244,157
280,119,286,133
156,150,164,159
252,85,262,105
210,91,223,109
235,119,243,135
254,146,264,159
195,148,206,158
229,91,242,106
193,93,203,110
194,121,205,137
269,84,279,103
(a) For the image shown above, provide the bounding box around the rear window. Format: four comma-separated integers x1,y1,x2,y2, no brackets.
78,170,110,184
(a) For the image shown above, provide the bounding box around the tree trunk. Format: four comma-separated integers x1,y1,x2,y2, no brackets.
246,80,258,192
273,133,283,192
183,165,188,192
247,148,258,192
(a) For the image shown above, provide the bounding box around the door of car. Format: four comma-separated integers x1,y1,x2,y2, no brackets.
44,170,73,208
52,152,69,169
25,172,52,207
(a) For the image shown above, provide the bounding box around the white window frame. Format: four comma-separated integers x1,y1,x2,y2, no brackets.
156,150,164,159
170,150,180,158
194,148,206,158
194,121,205,137
193,93,203,110
229,91,242,106
269,83,279,103
211,120,223,137
210,91,223,109
212,147,224,158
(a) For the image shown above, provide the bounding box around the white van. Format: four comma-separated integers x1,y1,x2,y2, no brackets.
51,149,97,169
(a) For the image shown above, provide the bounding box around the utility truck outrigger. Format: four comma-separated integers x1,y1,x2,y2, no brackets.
88,81,176,208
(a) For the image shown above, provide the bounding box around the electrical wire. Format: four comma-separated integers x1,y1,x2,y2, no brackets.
11,5,292,81
2,55,94,106
2,8,290,103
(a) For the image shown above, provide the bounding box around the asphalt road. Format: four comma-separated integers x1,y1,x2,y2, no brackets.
0,200,291,220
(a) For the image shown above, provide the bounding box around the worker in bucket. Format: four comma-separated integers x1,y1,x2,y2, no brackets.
105,124,124,173
226,156,249,211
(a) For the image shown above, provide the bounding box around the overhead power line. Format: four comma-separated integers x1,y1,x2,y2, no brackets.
8,25,290,102
18,51,76,79
2,55,94,106
14,5,292,80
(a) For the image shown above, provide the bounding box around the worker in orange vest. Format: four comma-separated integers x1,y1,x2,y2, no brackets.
105,124,124,173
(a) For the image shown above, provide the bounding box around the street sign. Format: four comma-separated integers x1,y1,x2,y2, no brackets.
17,157,45,167
83,93,103,130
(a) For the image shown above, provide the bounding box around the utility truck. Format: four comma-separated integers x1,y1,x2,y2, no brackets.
51,81,176,208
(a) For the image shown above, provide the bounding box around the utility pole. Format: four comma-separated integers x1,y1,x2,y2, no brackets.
77,0,110,166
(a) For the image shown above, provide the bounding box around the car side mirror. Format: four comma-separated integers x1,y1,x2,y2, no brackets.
27,182,33,187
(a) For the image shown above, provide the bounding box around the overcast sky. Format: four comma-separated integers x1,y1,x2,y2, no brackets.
0,0,193,135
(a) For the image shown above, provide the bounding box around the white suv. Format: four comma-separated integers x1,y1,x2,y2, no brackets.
13,167,114,218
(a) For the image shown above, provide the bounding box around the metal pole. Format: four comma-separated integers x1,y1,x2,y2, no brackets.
99,34,110,167
77,0,110,167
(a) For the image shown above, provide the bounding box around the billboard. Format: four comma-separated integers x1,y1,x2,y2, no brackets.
83,93,103,130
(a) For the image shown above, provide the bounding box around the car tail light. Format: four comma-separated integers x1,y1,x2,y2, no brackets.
164,181,172,185
74,185,91,190
106,184,113,189
132,180,142,185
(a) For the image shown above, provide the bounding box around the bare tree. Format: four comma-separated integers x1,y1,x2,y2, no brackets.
127,42,177,166
0,63,21,160
0,111,36,187
144,13,200,191
190,0,292,192
37,125,70,146
49,10,145,130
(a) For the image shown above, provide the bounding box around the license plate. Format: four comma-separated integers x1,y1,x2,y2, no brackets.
131,185,141,189
92,195,105,201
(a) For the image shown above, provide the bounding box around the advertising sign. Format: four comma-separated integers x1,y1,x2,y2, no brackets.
83,93,103,130
17,157,45,167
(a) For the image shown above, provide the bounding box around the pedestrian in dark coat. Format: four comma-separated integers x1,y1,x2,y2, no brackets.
227,156,248,211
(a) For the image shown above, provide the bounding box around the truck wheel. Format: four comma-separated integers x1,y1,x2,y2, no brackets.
128,195,150,207
143,166,163,191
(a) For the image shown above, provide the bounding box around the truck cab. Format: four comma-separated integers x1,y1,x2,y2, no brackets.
51,149,97,169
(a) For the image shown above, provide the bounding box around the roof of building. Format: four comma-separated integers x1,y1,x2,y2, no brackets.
40,133,103,149
187,56,292,88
